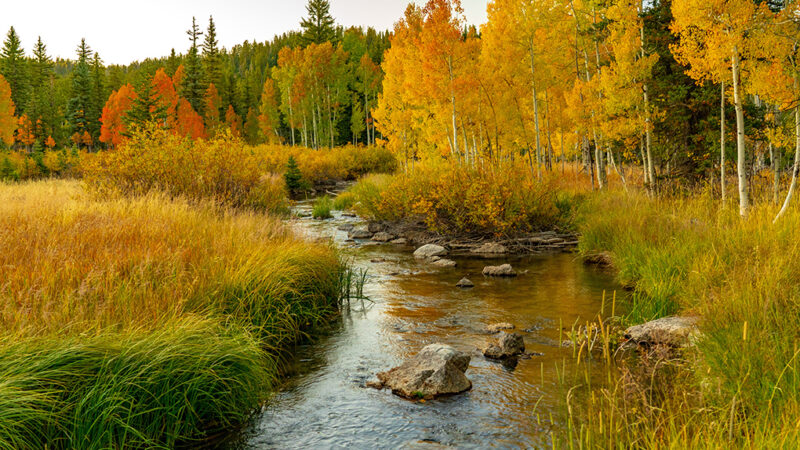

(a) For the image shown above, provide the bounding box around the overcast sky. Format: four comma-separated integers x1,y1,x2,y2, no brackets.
1,1,489,65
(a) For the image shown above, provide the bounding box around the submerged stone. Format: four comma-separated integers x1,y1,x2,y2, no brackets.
482,264,517,277
456,278,474,288
432,258,457,268
486,322,515,334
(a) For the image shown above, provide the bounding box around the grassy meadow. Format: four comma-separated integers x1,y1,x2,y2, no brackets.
0,176,348,448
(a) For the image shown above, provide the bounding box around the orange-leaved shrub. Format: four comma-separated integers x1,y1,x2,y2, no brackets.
83,125,288,213
348,160,574,236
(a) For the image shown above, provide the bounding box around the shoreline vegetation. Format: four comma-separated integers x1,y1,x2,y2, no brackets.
0,178,352,448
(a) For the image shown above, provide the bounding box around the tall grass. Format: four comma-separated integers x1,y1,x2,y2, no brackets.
0,179,345,447
312,195,334,219
344,161,578,236
561,188,800,447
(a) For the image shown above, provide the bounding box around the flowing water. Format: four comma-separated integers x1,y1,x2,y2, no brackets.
233,200,626,449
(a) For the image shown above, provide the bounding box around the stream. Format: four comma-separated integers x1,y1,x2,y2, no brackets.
230,199,626,449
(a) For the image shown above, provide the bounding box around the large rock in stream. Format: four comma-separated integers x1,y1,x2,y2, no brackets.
372,344,472,399
482,264,517,277
623,316,700,348
414,244,448,259
483,332,525,359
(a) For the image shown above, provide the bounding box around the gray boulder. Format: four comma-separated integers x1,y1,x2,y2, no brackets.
432,259,457,268
349,227,373,239
371,232,395,242
414,244,448,259
367,222,386,233
456,278,474,288
623,316,700,348
483,332,525,359
337,223,355,232
472,242,508,254
390,238,409,245
486,322,515,334
373,344,472,399
482,264,517,277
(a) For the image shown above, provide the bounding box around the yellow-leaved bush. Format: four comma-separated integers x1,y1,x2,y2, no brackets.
348,161,574,236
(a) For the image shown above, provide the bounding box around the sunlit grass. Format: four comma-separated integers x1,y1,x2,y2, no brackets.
0,179,345,447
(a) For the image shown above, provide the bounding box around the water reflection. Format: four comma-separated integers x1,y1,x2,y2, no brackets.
234,205,625,449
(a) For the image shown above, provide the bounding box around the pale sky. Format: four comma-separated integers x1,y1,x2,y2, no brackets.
2,1,489,65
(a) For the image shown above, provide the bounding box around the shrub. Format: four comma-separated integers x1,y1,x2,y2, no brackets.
83,125,288,214
345,162,567,236
312,195,333,219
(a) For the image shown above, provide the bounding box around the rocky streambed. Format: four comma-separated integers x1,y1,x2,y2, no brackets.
229,199,630,449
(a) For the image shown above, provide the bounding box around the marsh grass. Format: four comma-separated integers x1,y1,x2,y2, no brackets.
312,195,334,219
561,188,800,447
0,179,345,448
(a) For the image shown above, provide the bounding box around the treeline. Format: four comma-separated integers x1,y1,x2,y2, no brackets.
0,0,390,150
377,0,800,217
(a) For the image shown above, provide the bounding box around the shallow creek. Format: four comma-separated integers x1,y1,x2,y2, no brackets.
232,199,626,449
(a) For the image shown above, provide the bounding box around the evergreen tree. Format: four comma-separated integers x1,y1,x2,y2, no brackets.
30,37,52,90
67,39,93,143
300,0,337,45
28,37,53,143
284,155,304,193
90,52,105,142
0,27,29,114
166,48,180,76
182,17,205,114
203,16,223,89
125,74,167,131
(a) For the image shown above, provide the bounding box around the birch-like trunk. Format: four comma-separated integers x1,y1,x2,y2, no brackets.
774,79,800,223
720,82,726,204
732,49,749,217
529,39,543,180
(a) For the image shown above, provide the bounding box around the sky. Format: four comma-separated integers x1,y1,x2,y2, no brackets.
1,0,489,65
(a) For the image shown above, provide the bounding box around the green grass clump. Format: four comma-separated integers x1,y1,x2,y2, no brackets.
0,180,345,447
312,195,333,220
332,191,356,210
0,319,270,449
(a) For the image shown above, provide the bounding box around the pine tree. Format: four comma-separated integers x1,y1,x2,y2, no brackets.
0,27,29,114
125,74,167,131
182,17,205,114
284,155,304,193
30,37,52,90
89,52,105,142
166,48,180,76
300,0,338,45
202,16,223,89
67,39,93,145
28,37,53,144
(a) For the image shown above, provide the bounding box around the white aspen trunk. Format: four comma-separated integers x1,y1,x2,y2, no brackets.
774,79,800,223
288,85,296,146
732,49,749,217
721,82,726,204
529,39,543,180
640,3,655,193
447,56,459,158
